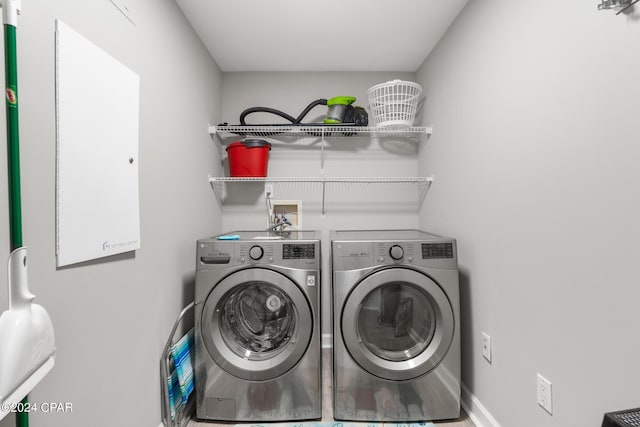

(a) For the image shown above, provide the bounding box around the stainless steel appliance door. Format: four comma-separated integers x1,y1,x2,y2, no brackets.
201,268,313,381
341,268,454,381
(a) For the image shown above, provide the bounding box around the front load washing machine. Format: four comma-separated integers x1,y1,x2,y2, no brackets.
332,229,460,422
195,231,321,421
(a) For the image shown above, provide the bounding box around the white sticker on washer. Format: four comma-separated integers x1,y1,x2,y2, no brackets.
307,275,316,286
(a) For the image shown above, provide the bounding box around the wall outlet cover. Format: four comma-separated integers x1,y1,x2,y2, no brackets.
482,332,492,363
537,373,553,415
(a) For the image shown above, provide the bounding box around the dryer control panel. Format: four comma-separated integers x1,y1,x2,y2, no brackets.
332,240,457,271
375,241,456,266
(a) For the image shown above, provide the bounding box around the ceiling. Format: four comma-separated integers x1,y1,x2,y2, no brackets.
175,0,469,72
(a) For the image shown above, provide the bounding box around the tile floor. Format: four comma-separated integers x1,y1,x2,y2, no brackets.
188,350,474,427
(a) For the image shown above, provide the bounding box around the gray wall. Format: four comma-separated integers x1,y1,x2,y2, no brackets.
219,71,421,335
416,1,640,426
0,1,222,426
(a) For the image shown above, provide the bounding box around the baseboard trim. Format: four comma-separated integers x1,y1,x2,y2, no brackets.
322,333,332,349
461,383,500,427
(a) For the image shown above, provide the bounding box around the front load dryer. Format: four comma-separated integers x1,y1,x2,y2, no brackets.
331,229,460,422
195,231,321,422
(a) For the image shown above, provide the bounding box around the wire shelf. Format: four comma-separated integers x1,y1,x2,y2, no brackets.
209,176,432,183
208,125,434,214
210,124,432,143
208,176,433,214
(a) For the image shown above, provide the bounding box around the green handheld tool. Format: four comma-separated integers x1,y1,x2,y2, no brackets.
324,96,356,124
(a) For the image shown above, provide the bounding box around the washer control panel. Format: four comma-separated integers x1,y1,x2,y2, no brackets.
197,239,319,269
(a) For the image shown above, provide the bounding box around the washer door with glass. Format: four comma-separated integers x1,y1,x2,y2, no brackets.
341,268,454,381
201,268,313,381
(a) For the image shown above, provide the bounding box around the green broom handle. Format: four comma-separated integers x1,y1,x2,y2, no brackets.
4,10,29,427
5,23,22,251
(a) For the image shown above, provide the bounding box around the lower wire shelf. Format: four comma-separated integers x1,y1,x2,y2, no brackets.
208,176,433,214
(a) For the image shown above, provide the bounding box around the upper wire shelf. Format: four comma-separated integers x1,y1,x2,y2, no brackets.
209,124,432,144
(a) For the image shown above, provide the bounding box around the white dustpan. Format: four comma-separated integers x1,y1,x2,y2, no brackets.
0,247,56,421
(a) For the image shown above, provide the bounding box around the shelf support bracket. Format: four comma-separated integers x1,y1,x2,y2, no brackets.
417,176,433,207
321,177,326,216
320,129,326,172
209,178,224,205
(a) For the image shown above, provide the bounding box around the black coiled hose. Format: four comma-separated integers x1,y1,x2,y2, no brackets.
239,99,328,125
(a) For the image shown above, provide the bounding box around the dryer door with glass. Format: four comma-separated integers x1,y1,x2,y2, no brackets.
201,268,313,381
341,267,454,381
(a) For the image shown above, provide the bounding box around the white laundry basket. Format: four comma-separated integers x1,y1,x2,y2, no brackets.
367,80,422,128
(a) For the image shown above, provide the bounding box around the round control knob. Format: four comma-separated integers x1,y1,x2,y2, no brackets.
249,245,264,260
389,245,404,260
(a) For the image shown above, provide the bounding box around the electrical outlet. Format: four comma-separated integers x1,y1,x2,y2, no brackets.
481,332,492,363
537,373,553,414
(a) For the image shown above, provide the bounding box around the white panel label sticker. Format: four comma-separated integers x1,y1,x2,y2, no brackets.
307,275,316,286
